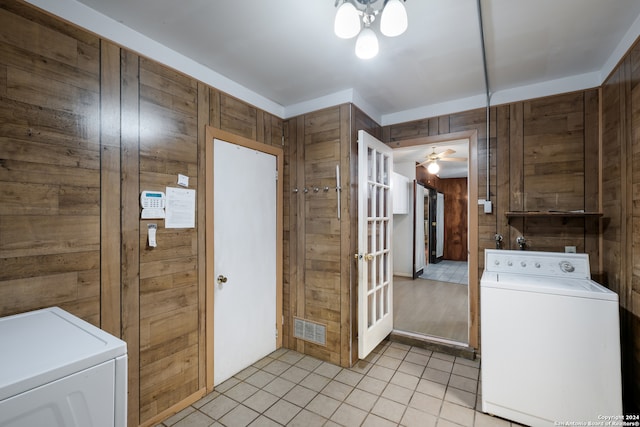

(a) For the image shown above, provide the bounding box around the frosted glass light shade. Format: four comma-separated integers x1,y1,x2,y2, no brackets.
355,27,379,59
380,0,408,37
427,161,440,174
334,2,361,39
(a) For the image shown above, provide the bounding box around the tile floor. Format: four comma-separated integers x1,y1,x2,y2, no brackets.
420,261,468,285
156,340,520,427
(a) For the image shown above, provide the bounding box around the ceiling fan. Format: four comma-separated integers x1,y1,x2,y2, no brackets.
417,147,467,174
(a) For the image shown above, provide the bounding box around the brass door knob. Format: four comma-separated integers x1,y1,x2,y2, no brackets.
365,254,374,261
217,275,228,284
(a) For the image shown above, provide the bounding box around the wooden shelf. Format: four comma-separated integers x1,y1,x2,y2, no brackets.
506,211,603,223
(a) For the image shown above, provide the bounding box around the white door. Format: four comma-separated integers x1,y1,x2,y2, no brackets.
357,130,394,359
213,138,277,386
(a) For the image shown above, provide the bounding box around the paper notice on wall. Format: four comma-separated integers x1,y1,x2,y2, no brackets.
165,187,195,228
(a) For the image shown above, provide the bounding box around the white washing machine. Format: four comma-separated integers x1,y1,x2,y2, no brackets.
481,250,622,427
0,307,127,427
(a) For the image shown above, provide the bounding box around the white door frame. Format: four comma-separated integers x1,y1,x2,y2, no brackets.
389,130,479,348
205,126,283,391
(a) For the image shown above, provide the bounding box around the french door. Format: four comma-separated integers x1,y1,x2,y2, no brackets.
357,130,394,359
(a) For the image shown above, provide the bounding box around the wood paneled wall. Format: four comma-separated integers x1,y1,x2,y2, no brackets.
383,90,600,274
439,178,468,261
0,2,283,426
284,104,380,368
601,39,640,413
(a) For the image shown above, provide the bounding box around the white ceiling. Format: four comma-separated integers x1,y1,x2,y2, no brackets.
30,0,640,127
394,140,469,179
32,0,640,180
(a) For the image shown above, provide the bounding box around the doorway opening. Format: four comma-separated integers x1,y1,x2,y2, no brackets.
389,131,479,349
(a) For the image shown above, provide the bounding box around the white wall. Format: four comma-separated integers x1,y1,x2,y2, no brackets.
393,162,416,277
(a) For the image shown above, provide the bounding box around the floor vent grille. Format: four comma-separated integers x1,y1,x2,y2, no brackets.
293,317,326,346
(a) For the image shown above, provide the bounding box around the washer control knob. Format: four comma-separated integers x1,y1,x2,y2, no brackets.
520,261,527,267
535,262,541,268
559,261,575,273
507,260,513,266
494,259,500,266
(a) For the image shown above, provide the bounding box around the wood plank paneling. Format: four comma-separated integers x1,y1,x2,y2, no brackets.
138,56,199,422
100,40,121,337
0,1,101,325
602,38,640,413
120,47,141,427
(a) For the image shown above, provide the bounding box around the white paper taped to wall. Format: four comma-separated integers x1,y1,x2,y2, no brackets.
165,187,195,228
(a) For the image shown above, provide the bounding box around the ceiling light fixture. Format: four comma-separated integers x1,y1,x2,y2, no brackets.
334,0,408,59
427,161,440,175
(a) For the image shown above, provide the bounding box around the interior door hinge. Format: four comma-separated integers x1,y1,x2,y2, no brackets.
275,327,278,339
275,170,279,181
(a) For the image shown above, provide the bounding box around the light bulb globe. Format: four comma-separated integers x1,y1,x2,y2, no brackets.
427,162,440,175
355,27,379,59
380,0,408,37
335,2,361,39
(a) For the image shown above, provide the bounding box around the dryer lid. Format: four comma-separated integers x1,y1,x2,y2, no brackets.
0,307,126,401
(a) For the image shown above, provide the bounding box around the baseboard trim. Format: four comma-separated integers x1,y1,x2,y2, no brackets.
389,330,476,360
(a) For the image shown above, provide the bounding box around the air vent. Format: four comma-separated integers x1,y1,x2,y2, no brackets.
293,317,327,346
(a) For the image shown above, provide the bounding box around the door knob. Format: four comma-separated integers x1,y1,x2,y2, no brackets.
217,275,228,284
365,253,374,261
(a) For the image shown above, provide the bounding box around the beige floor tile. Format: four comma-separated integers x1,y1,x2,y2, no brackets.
398,360,426,377
417,378,447,399
242,390,279,413
390,371,420,390
444,387,476,409
376,355,403,370
440,401,475,426
368,365,396,382
280,365,310,383
313,361,342,379
283,384,317,407
295,355,323,371
334,368,364,386
357,375,388,395
247,415,280,427
244,371,276,389
219,405,260,427
263,399,301,424
409,391,443,416
299,372,331,392
422,367,451,385
200,395,238,420
474,411,512,427
383,346,409,360
381,382,413,405
330,403,368,426
262,359,290,376
288,409,327,427
306,393,341,419
370,396,406,423
159,342,486,427
171,410,214,427
321,380,354,401
225,382,259,403
449,374,478,394
261,377,295,397
427,357,454,373
362,413,398,427
402,407,438,427
345,388,379,411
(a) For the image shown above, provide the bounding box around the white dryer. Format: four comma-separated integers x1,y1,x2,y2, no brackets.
0,307,127,427
481,250,622,427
